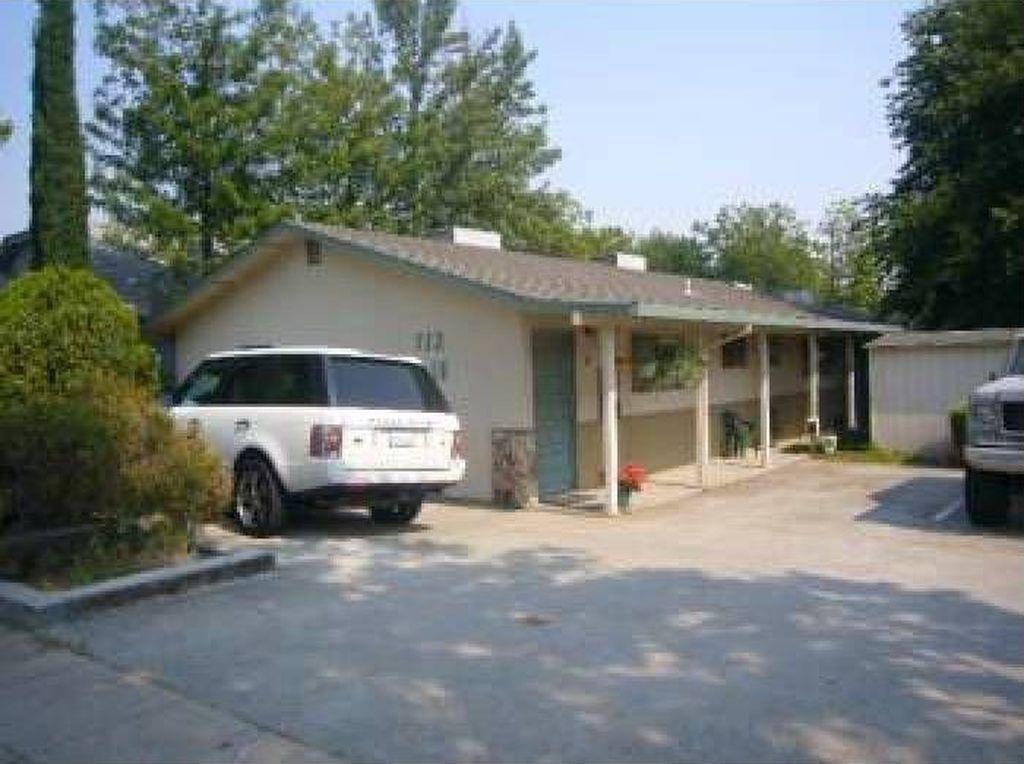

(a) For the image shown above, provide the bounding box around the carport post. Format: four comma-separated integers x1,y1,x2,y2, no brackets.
845,335,857,431
808,333,820,435
695,339,710,487
759,330,771,467
600,326,619,515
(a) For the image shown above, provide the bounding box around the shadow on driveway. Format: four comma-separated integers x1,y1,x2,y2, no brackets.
58,535,1024,764
857,472,1024,536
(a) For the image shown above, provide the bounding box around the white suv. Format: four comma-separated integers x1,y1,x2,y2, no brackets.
964,333,1024,526
170,347,466,535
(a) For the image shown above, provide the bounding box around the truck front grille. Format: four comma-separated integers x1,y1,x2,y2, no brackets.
1004,402,1024,432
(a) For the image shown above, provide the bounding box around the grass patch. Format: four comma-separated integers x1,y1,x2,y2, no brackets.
1,524,191,591
782,440,924,466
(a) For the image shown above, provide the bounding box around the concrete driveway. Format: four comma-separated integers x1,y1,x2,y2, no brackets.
22,462,1024,762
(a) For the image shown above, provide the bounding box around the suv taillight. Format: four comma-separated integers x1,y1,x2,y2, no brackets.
452,430,467,460
310,425,343,459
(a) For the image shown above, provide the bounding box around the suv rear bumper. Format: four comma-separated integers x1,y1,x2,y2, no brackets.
965,446,1024,475
292,482,458,505
284,462,466,495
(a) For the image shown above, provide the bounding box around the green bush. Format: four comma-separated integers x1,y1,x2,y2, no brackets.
0,266,156,402
0,377,230,536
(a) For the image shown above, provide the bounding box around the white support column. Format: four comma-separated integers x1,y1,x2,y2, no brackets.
695,336,710,487
808,333,820,437
600,326,619,515
758,330,771,467
845,335,857,431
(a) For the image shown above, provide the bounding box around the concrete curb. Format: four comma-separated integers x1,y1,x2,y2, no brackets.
0,549,274,627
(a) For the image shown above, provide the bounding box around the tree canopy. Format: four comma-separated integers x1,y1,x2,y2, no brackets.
90,0,581,272
874,0,1024,328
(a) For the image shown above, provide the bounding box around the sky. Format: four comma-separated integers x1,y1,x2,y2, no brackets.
0,0,918,239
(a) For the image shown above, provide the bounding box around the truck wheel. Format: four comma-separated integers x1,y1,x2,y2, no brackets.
964,468,1009,527
234,455,287,536
370,499,422,525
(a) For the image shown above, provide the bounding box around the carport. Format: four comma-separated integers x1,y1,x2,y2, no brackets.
573,315,881,514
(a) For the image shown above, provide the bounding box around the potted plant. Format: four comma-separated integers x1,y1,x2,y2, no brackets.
618,463,648,510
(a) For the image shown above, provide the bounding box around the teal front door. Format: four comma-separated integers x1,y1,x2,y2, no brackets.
532,330,576,497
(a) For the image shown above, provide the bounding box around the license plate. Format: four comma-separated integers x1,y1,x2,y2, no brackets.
389,432,419,448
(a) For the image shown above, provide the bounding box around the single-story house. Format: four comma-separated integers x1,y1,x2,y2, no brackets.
868,328,1022,462
152,222,895,511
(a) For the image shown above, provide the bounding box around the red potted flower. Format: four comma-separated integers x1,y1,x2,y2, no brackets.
618,463,647,509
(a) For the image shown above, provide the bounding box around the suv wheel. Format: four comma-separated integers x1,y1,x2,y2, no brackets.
965,468,1009,527
370,499,422,525
234,455,287,536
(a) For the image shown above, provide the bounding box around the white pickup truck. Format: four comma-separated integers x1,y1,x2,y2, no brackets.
964,332,1024,525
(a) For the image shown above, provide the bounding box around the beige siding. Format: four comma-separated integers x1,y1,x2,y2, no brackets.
174,241,532,500
870,342,1011,461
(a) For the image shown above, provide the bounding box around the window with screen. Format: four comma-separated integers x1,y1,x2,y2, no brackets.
632,334,698,392
227,355,326,406
327,358,450,412
721,338,749,369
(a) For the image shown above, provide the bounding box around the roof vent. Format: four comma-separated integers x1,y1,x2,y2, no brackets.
610,252,647,272
451,227,502,249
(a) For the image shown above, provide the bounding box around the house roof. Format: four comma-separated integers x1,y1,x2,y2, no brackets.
153,221,900,334
1,231,180,323
867,328,1024,349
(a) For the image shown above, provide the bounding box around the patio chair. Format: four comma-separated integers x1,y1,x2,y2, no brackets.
721,410,754,458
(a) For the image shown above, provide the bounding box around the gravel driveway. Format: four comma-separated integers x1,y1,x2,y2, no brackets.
42,462,1024,763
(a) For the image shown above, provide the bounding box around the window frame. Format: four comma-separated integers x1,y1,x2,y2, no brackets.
721,337,749,370
631,333,695,393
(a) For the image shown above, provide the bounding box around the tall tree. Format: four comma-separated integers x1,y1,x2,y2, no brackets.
0,118,12,147
91,0,573,267
818,199,883,313
30,0,89,267
90,0,319,272
367,0,563,240
695,203,822,294
877,0,1024,328
636,230,711,277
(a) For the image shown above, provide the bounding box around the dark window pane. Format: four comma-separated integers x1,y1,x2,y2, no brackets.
173,359,232,405
327,358,449,412
721,338,748,369
228,355,326,406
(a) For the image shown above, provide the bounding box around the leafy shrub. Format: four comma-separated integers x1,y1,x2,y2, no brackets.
0,266,156,403
0,376,230,536
0,391,121,531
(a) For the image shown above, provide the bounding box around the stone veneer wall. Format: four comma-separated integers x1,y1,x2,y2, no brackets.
491,428,537,508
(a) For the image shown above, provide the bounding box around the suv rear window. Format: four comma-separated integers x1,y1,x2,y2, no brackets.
327,357,449,412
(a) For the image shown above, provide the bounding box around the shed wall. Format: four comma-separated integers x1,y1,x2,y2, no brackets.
869,342,1011,461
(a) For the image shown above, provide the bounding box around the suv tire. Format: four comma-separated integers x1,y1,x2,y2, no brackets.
370,499,422,525
234,455,287,536
965,468,1009,527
